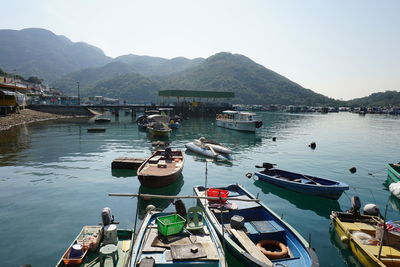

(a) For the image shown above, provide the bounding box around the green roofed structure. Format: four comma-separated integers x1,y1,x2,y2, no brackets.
159,90,234,100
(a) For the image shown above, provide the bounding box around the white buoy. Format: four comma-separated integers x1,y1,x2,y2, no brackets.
389,182,400,199
363,204,380,216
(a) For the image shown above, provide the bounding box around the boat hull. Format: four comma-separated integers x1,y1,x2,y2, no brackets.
216,119,258,132
194,184,319,267
254,169,349,200
185,142,232,161
387,163,400,183
138,172,182,188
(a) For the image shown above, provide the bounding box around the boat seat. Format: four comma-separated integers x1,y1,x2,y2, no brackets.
186,206,204,231
361,245,400,258
247,220,286,242
157,160,167,168
341,222,376,232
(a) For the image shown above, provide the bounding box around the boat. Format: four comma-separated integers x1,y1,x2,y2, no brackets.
216,110,262,132
185,137,233,161
193,184,319,267
56,208,134,267
130,209,226,266
146,115,172,137
387,163,400,183
253,163,349,200
331,197,400,267
137,149,184,188
136,115,149,130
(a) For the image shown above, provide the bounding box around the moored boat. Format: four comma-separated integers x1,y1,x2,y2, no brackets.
137,149,184,188
216,110,262,132
55,208,134,267
193,184,319,267
254,163,349,200
387,163,400,183
95,118,111,123
130,210,226,266
147,115,172,137
331,198,400,267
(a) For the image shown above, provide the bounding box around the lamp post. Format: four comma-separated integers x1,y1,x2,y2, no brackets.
77,81,80,105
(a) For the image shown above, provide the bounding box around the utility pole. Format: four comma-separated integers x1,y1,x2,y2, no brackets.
77,81,80,105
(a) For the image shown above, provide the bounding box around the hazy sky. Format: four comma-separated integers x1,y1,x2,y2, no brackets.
3,0,400,100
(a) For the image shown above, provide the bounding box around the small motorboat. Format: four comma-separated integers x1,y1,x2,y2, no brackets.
146,115,172,137
55,208,134,267
193,184,319,267
185,137,233,161
331,197,400,267
137,149,184,188
254,163,349,200
130,209,226,266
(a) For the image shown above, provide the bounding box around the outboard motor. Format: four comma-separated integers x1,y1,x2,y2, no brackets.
102,207,113,226
348,196,361,214
363,204,380,216
174,199,187,218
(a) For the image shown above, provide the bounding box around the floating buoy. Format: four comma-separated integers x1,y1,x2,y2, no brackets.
309,142,316,149
363,204,380,216
349,167,357,173
272,137,277,141
245,172,253,179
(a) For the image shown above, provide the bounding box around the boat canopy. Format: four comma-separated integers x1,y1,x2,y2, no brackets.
147,114,170,124
222,110,238,114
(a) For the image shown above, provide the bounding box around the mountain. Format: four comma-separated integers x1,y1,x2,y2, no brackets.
51,62,134,96
347,91,400,106
164,52,335,105
87,73,161,103
113,54,204,76
0,28,111,81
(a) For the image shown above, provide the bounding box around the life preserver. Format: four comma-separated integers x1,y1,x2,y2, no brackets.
256,240,288,259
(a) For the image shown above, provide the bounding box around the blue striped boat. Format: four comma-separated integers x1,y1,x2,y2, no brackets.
254,167,349,200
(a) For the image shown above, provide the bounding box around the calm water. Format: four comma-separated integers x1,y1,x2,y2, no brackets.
1,112,400,267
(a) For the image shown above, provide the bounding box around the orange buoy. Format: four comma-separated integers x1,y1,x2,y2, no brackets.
256,240,289,259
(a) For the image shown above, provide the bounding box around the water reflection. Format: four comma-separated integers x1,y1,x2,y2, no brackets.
253,180,341,219
329,228,362,267
111,169,137,178
137,174,184,219
0,124,30,166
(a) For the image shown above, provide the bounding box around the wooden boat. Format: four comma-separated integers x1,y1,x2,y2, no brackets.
254,165,349,200
331,200,400,267
147,115,172,137
387,163,400,183
193,184,319,267
56,223,134,266
216,110,262,132
137,149,184,188
130,210,226,266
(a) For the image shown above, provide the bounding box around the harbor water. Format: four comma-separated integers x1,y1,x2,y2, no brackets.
0,112,399,266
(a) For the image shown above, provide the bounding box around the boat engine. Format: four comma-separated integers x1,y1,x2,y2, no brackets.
101,207,114,226
348,196,361,214
363,204,380,216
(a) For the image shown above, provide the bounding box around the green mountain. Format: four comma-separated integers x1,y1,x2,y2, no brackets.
113,54,204,76
87,73,161,103
164,52,336,105
347,91,400,106
0,28,111,81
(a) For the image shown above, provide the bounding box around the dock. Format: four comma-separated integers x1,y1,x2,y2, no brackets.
111,157,146,170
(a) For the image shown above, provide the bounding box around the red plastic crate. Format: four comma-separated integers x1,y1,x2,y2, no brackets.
207,188,229,203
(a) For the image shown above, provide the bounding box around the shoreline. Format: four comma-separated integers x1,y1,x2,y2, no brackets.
0,109,75,132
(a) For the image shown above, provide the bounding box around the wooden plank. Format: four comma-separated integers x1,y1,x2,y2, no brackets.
230,228,273,266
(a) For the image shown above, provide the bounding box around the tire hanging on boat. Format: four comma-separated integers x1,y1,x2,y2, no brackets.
256,240,289,259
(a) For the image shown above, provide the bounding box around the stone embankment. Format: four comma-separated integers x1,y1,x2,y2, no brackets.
0,109,72,131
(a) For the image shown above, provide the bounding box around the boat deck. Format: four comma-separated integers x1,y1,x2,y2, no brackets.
133,213,223,266
140,157,183,176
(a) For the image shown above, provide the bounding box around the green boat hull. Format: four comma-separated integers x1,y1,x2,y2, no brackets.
387,163,400,183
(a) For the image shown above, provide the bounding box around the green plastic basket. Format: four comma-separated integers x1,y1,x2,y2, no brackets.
156,214,186,236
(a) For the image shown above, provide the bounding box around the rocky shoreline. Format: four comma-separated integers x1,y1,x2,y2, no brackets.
0,109,72,132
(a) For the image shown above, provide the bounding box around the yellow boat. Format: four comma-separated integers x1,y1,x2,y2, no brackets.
331,206,400,267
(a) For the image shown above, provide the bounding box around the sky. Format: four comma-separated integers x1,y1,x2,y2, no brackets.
2,0,400,100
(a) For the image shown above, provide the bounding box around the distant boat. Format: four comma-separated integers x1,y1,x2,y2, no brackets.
185,137,233,161
137,149,184,188
387,163,400,183
87,128,106,133
146,115,172,137
216,110,262,132
193,184,319,267
130,210,226,266
331,197,400,267
254,164,349,200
